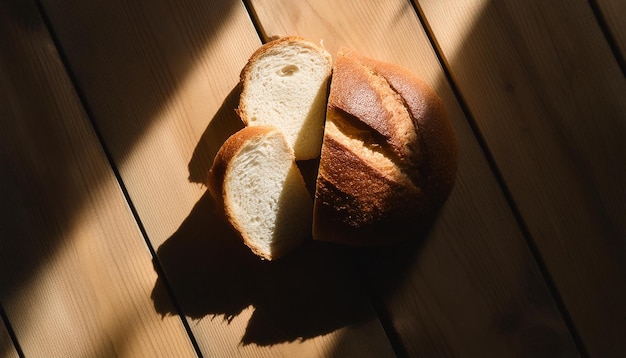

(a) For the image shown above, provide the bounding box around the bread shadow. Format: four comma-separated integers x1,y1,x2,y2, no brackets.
187,84,245,184
151,191,372,346
353,222,434,297
155,81,433,347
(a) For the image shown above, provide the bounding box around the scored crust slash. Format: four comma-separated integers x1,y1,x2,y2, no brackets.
207,36,458,260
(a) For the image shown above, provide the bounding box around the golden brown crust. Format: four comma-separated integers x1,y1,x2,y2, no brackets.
327,51,417,162
348,48,458,203
313,48,458,246
315,136,421,236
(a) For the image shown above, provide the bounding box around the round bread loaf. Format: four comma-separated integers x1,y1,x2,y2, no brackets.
313,48,458,246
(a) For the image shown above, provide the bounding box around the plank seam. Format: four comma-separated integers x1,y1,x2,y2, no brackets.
587,0,626,76
0,305,25,358
242,0,269,43
363,288,411,357
409,0,590,357
31,1,204,357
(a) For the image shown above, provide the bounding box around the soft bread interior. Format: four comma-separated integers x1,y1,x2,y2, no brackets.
224,130,312,260
240,40,331,160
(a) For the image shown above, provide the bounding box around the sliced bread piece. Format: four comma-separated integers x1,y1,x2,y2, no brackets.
237,36,332,160
208,126,313,260
313,48,458,246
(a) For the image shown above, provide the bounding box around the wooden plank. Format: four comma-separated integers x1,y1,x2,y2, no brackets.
0,317,19,358
0,1,196,357
595,0,626,65
249,0,580,356
417,0,626,356
38,0,395,356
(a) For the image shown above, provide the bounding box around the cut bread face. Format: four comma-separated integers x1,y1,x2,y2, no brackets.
208,126,313,260
238,37,332,160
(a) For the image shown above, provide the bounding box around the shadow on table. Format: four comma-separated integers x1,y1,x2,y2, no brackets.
152,87,433,345
151,188,434,346
187,85,244,185
1,0,243,351
151,190,378,345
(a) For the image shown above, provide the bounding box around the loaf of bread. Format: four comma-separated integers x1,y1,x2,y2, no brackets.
207,126,313,260
208,41,457,259
237,36,332,160
312,48,458,245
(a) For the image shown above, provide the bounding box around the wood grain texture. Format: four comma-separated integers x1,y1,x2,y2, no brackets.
39,0,395,356
595,0,626,65
249,0,579,356
417,0,626,355
0,0,196,356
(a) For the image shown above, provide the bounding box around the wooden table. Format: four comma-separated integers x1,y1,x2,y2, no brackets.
1,0,625,356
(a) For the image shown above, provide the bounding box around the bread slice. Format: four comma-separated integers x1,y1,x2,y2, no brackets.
207,126,313,260
237,36,332,160
313,48,458,245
